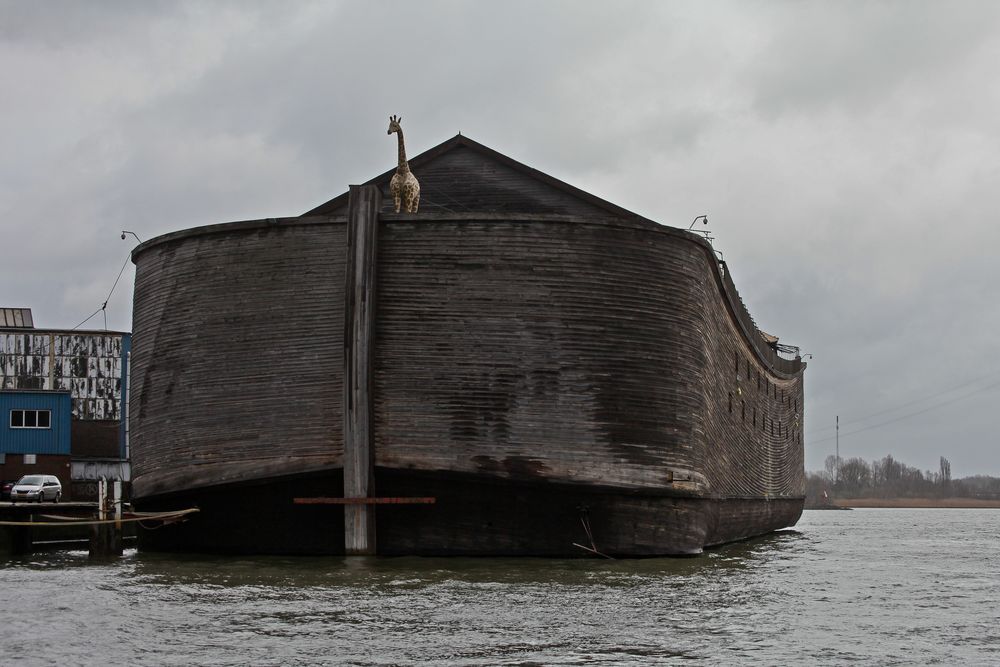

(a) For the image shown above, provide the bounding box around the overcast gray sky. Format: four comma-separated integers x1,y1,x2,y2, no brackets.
2,1,999,477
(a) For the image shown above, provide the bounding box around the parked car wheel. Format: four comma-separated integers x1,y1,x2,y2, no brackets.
54,492,61,503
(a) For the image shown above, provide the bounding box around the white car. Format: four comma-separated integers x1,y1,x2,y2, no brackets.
10,474,62,503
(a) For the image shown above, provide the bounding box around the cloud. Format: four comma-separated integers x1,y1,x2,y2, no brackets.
748,1,1000,117
2,1,1000,476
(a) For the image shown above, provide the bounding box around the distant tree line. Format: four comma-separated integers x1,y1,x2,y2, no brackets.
806,455,1000,504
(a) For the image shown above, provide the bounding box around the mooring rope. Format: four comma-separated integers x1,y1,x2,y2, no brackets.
0,508,199,528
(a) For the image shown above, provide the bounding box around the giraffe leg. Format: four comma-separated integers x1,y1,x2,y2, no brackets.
394,195,401,213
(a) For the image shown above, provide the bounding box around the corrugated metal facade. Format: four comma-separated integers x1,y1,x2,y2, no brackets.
0,390,72,454
0,330,131,421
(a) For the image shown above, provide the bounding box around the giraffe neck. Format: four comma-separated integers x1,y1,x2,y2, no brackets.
396,130,409,172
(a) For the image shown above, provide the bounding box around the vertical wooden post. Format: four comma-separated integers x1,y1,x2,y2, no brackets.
8,521,33,555
90,478,123,560
343,184,381,555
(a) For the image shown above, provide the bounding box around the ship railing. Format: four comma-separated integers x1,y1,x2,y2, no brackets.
718,260,803,376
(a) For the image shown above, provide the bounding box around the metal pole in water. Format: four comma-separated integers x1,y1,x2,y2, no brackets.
835,415,840,485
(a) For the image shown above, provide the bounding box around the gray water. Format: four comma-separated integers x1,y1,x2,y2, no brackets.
1,509,998,666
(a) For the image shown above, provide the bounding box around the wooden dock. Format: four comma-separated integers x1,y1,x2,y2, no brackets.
0,501,101,555
0,481,189,558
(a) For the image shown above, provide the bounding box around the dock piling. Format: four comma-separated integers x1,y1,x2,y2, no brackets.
89,478,123,559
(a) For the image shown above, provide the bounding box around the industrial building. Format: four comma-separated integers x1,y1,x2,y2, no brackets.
0,307,131,499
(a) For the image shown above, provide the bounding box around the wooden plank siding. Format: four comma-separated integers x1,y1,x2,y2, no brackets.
371,216,803,499
129,213,803,502
129,217,347,498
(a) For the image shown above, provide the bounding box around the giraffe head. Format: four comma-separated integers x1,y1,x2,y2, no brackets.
388,114,402,135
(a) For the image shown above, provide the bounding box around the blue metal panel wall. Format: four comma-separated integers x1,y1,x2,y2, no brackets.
119,334,132,458
0,391,71,455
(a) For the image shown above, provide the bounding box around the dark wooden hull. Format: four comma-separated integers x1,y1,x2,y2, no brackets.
136,468,803,556
129,218,805,492
128,137,807,556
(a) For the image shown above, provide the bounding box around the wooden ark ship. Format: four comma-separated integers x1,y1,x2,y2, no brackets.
129,133,806,556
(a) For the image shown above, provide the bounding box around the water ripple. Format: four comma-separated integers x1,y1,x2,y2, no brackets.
2,509,999,665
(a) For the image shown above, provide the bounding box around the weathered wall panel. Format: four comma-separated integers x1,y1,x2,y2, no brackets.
0,331,128,420
371,217,804,498
129,213,804,504
129,218,347,497
71,419,122,458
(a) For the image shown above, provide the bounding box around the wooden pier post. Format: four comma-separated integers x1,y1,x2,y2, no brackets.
89,523,122,559
343,184,381,555
89,478,123,559
8,522,33,555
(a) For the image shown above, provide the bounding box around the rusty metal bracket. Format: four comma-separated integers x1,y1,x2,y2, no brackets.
293,497,436,505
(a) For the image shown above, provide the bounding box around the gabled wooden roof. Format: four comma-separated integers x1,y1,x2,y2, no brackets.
302,134,654,222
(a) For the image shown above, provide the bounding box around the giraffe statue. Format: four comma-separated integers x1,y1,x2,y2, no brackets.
387,114,420,213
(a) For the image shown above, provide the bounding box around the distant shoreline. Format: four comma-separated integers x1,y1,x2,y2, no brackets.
813,498,1000,509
